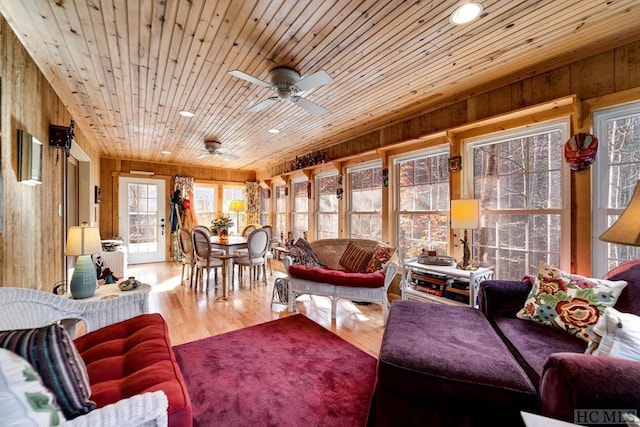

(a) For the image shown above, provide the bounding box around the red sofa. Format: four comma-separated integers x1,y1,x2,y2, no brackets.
74,313,192,426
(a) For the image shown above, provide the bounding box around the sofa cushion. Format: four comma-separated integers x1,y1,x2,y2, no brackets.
606,259,640,316
517,262,627,341
493,317,586,386
288,264,385,288
0,324,95,419
339,242,374,273
73,313,192,427
377,301,536,424
0,348,66,426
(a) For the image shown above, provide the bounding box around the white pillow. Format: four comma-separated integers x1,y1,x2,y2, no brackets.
586,307,640,361
0,348,66,426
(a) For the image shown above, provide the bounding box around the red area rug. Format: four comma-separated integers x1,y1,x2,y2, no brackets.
173,314,377,427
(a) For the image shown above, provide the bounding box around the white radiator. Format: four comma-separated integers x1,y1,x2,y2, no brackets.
98,248,127,279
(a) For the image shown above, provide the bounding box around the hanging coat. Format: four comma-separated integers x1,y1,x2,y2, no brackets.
169,190,183,233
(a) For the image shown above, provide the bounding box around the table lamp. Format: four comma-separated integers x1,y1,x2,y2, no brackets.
66,223,102,298
451,199,480,270
229,199,245,233
600,180,640,246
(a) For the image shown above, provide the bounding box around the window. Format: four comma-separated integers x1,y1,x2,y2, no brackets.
468,119,570,280
259,187,270,226
395,150,449,261
348,163,382,240
193,184,216,226
292,180,309,240
316,173,339,239
222,186,245,234
593,102,640,277
274,186,286,242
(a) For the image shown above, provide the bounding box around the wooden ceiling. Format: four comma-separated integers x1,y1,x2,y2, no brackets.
2,0,639,173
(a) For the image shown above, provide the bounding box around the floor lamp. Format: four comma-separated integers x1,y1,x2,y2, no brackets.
451,199,480,270
600,180,640,247
66,223,102,299
229,200,245,234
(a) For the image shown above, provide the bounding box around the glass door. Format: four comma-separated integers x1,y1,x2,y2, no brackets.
119,177,166,264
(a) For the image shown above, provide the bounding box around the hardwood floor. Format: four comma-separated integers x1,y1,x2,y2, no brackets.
127,260,386,358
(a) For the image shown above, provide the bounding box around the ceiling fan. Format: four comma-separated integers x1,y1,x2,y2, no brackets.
198,140,239,161
229,67,333,116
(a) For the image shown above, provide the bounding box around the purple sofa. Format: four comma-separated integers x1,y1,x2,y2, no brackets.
371,260,640,426
479,260,640,424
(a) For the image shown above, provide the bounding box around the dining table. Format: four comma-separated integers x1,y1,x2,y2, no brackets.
209,235,248,300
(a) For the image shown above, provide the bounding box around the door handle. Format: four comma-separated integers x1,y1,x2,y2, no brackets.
160,218,165,236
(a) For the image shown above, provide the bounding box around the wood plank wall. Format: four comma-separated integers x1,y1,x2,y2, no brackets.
99,158,255,240
0,17,101,290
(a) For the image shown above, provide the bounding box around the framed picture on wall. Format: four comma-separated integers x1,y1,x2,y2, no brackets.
95,185,101,204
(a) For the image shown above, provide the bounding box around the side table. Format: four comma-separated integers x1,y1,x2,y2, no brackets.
66,283,151,334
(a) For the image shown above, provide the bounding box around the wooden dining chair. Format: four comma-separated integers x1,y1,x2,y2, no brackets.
233,228,269,289
191,227,224,293
178,229,196,288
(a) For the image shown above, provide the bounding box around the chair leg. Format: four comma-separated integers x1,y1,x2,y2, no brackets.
181,264,186,285
262,264,267,286
189,264,195,288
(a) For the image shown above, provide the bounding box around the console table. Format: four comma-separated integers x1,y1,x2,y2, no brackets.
401,259,493,307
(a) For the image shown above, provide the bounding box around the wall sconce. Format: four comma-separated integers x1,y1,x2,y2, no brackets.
448,156,462,173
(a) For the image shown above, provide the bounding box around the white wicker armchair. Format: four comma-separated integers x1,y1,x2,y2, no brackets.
0,286,168,427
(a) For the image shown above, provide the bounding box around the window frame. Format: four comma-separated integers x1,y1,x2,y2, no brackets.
315,171,339,239
291,178,309,240
192,183,217,227
463,118,572,279
346,161,383,240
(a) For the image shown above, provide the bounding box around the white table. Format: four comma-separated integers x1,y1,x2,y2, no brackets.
66,282,151,333
210,235,248,300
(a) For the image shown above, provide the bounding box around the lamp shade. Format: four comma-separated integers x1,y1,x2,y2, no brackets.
600,180,640,246
229,199,245,212
65,226,102,256
451,199,481,229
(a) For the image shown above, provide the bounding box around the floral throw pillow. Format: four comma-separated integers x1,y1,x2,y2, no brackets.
365,244,396,273
517,262,628,341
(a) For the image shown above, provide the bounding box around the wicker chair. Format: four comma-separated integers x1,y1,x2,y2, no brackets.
0,287,168,427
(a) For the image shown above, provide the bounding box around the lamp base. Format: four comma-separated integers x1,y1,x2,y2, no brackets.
456,229,478,271
70,255,98,299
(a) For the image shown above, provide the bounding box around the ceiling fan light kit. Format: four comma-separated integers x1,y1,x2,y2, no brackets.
229,66,333,116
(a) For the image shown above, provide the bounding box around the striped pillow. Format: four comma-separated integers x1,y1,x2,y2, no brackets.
0,324,95,419
339,242,374,273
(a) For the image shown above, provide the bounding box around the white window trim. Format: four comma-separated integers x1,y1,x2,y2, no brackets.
315,172,339,239
463,118,572,273
592,101,640,277
346,161,382,239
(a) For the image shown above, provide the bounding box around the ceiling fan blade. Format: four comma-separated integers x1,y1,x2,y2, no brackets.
294,70,333,92
229,70,273,89
221,153,239,161
247,97,279,112
197,154,210,159
293,96,328,116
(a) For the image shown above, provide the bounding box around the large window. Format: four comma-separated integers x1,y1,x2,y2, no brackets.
348,163,382,240
193,184,216,226
593,102,640,277
469,120,570,280
259,187,270,226
274,186,286,242
292,180,309,240
316,173,339,239
222,186,245,234
396,150,449,260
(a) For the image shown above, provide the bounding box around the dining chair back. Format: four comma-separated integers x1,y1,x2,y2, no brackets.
241,224,258,237
234,228,269,288
191,227,223,293
178,229,196,287
260,225,274,276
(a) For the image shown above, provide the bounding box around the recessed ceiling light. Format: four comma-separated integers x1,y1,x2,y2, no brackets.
268,128,280,134
179,110,195,117
161,150,171,155
450,2,483,25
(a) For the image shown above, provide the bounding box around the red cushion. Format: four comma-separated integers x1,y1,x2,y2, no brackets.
288,264,385,288
73,313,192,427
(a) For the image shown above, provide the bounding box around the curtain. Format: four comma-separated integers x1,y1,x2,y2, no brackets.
245,181,260,225
174,176,197,229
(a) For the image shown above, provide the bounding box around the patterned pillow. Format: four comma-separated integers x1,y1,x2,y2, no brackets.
0,324,95,419
517,262,627,341
339,242,374,273
0,348,66,426
365,244,397,273
289,238,323,268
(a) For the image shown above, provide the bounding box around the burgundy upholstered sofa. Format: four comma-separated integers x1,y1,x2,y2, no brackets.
371,260,640,426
